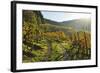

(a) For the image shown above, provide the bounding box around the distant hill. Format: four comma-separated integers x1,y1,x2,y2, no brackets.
44,19,61,25
61,18,91,31
44,18,91,32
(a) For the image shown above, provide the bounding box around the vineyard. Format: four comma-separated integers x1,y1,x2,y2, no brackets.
22,10,91,63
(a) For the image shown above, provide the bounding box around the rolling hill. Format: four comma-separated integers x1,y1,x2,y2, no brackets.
44,18,91,32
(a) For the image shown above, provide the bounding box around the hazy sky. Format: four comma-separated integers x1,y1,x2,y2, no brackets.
41,11,91,22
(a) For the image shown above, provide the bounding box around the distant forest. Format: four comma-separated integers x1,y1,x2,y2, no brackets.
22,10,91,63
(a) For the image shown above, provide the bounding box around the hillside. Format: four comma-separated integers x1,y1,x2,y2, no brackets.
23,10,44,24
44,18,91,32
22,10,91,63
44,19,61,25
61,18,91,32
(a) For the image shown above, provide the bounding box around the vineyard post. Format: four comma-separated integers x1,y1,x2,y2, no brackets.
84,32,87,49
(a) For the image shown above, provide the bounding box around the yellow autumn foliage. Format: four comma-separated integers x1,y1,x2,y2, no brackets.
43,31,65,38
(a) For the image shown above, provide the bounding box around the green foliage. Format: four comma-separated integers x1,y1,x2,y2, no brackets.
22,10,91,63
